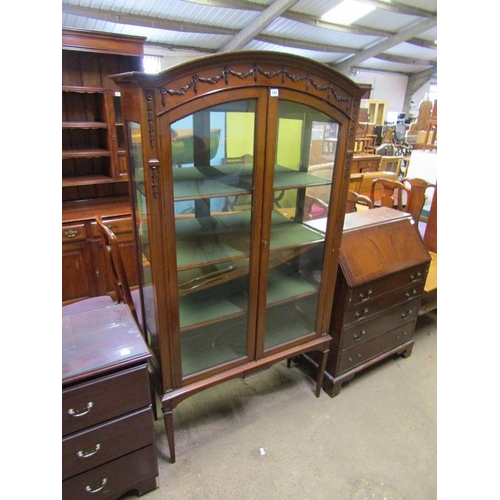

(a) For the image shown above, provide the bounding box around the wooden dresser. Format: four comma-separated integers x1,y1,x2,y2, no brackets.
350,153,382,174
322,208,431,397
62,304,158,499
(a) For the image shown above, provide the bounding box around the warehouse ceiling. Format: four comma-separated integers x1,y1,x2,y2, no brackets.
61,0,437,79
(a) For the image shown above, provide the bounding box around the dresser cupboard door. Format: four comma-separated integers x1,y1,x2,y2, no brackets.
62,224,96,303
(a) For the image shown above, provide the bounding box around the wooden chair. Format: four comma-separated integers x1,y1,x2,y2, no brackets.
369,178,411,211
95,215,140,325
379,156,404,178
348,173,364,192
303,194,329,221
95,215,158,418
345,190,374,213
401,177,436,224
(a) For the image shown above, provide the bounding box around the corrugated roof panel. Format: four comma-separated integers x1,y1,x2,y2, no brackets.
416,26,437,42
265,17,382,50
292,0,345,18
243,40,347,65
61,0,438,75
383,41,436,60
357,10,424,33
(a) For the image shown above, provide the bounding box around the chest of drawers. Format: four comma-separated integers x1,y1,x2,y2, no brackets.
323,208,431,397
62,304,158,499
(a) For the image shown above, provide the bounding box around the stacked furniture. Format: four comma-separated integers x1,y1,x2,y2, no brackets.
62,303,158,499
62,29,145,305
111,50,363,462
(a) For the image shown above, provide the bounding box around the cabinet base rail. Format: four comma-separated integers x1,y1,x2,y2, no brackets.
159,334,331,463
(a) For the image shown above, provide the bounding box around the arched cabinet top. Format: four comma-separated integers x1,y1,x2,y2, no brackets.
111,50,363,119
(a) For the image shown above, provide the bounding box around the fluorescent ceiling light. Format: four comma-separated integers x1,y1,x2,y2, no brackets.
321,0,376,25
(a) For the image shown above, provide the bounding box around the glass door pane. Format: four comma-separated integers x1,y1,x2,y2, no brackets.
127,122,157,354
264,100,338,350
171,100,256,377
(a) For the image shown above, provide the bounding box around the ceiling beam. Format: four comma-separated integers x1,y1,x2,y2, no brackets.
375,53,436,66
334,16,437,74
218,0,300,52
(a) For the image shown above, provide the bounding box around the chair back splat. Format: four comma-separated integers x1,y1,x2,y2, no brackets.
401,177,436,224
369,178,411,212
95,215,139,325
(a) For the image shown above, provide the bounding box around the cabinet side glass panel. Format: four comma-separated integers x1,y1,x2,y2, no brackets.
264,101,338,350
170,100,256,377
128,122,157,353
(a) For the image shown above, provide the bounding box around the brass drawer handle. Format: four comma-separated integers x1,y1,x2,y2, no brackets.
64,229,79,239
354,308,369,319
409,271,422,281
77,443,101,458
357,289,373,301
352,330,366,340
405,288,417,298
67,402,93,418
85,478,107,494
401,309,413,319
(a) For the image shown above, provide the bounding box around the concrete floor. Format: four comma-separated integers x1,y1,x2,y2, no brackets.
127,311,437,500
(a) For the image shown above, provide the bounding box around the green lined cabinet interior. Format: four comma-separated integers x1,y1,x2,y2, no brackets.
112,51,363,462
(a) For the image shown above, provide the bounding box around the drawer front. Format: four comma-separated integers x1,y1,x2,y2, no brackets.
344,281,425,325
63,407,154,480
62,365,150,436
341,298,420,351
338,323,415,374
347,264,428,308
62,445,158,500
62,223,87,243
89,217,132,237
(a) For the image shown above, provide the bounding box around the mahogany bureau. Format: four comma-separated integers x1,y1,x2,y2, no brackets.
62,304,158,499
321,207,431,397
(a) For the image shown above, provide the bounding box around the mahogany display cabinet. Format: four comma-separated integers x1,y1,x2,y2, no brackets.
111,51,363,462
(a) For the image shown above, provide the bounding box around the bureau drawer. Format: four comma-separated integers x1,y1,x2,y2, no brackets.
62,223,87,243
347,264,428,308
62,445,158,500
63,407,154,480
340,298,420,351
62,364,150,436
337,323,415,374
89,217,133,237
344,281,426,325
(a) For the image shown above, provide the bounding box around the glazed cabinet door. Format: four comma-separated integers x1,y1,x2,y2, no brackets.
165,91,264,379
257,93,344,354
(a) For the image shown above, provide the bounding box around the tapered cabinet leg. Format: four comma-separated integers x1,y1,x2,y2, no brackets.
315,347,329,397
163,409,176,464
